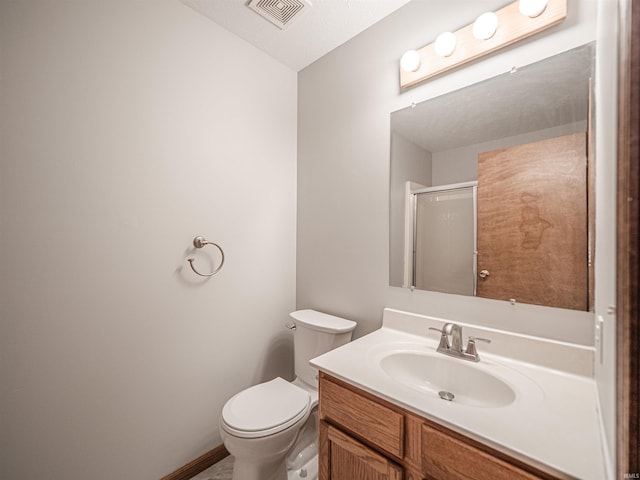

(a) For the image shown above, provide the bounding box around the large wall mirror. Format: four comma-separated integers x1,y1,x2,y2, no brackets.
389,43,595,311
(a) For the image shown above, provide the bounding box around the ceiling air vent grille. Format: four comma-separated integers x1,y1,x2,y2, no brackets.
247,0,311,30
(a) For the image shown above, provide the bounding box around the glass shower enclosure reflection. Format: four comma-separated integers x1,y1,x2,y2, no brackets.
409,182,477,295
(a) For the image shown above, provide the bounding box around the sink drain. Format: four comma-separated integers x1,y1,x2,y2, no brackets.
438,390,455,401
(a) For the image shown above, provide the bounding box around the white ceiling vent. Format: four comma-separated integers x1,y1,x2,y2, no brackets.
247,0,311,30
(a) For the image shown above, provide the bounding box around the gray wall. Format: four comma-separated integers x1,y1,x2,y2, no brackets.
297,0,600,344
0,1,297,478
389,132,431,286
431,121,587,185
298,0,617,473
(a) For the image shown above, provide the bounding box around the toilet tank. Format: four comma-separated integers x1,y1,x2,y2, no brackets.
289,309,357,388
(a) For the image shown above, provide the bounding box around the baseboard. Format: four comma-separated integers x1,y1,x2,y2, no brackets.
161,444,229,480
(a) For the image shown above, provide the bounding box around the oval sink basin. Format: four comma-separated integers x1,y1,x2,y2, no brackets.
380,352,516,408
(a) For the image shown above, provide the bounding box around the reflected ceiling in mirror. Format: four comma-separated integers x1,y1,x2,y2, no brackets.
389,43,595,311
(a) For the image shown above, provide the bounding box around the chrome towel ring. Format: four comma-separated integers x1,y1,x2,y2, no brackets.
187,236,225,277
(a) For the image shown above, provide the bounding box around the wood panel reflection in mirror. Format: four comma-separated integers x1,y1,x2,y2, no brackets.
389,43,594,311
477,133,588,310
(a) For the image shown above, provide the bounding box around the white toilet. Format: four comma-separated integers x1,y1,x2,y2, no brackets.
219,309,357,480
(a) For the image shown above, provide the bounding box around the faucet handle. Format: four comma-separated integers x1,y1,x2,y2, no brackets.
428,327,451,350
465,336,491,359
468,336,491,344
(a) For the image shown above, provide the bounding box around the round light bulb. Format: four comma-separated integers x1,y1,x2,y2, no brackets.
473,12,498,40
434,32,457,57
400,50,421,72
519,0,548,18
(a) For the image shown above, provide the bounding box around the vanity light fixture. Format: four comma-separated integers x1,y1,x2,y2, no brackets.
400,49,421,72
399,0,566,89
473,12,499,40
434,32,457,57
519,0,549,18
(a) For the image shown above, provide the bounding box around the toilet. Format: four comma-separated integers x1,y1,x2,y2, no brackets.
219,309,357,480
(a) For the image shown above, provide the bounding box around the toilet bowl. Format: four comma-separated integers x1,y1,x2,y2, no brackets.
219,310,356,480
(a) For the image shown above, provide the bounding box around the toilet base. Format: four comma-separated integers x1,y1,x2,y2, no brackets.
221,405,312,480
287,454,318,480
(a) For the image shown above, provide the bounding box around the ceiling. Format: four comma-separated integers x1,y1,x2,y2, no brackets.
181,0,411,72
391,43,594,153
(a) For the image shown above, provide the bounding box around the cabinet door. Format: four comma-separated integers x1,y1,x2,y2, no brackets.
422,423,543,480
320,421,403,480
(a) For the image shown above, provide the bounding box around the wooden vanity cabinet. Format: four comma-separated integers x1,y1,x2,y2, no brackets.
318,372,555,480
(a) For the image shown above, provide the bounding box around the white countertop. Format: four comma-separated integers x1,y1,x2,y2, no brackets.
310,310,606,480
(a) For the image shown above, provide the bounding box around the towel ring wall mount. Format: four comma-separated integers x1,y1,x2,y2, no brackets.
187,236,225,277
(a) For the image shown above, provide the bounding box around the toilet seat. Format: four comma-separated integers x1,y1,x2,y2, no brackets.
221,377,311,439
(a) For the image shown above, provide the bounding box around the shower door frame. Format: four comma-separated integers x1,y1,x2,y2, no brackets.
410,181,478,293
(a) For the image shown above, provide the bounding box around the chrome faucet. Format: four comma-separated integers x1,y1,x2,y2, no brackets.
429,323,491,362
443,323,463,353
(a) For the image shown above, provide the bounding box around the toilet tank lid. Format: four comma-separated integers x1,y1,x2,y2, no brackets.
290,309,356,334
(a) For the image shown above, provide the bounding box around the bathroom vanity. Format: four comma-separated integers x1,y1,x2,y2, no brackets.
319,372,547,480
311,308,606,480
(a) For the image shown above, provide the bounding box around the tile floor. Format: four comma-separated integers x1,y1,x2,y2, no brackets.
190,455,234,480
190,454,319,480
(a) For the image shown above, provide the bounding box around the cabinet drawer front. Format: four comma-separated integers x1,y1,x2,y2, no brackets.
320,378,404,458
421,424,543,480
